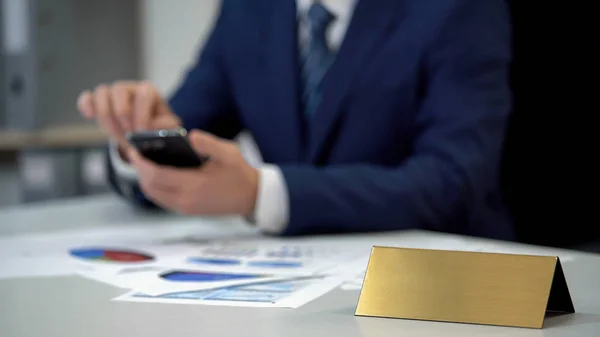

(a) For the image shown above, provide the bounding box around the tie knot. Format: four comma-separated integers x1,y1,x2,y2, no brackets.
307,3,335,35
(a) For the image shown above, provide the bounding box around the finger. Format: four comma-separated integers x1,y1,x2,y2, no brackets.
133,82,158,131
150,113,181,130
129,148,198,190
140,181,198,216
110,83,134,132
94,85,127,146
138,178,180,211
188,130,232,162
77,91,94,118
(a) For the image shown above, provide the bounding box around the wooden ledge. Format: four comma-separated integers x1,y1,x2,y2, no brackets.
0,124,108,151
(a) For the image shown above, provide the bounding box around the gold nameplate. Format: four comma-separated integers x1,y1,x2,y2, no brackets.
355,246,575,329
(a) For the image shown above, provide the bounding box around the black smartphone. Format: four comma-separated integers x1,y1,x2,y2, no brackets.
126,128,208,168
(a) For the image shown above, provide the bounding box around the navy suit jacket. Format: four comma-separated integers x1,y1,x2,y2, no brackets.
109,0,515,241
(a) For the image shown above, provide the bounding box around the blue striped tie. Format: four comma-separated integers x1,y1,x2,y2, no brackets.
301,3,336,119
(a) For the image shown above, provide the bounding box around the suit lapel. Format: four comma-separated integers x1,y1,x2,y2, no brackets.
264,0,305,162
308,0,404,162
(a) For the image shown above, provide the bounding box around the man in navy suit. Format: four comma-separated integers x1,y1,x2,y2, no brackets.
78,0,514,240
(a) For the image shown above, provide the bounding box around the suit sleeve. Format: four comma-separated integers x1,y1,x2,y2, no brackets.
278,0,513,239
106,0,241,207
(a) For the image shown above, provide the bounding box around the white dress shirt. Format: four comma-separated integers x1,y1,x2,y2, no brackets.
110,0,357,234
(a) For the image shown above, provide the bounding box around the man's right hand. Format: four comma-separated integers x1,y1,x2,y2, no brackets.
77,81,182,155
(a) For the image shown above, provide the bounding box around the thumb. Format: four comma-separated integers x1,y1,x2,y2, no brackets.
188,130,229,162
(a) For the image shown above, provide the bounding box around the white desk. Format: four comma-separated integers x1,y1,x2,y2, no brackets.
1,195,600,337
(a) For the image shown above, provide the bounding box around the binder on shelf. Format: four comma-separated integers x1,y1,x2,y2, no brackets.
1,0,140,132
1,0,36,130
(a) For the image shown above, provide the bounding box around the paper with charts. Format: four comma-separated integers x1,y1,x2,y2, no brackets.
0,221,577,307
75,242,362,308
0,222,368,308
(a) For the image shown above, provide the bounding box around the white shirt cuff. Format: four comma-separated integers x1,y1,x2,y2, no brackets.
108,141,138,181
107,141,140,199
253,165,290,234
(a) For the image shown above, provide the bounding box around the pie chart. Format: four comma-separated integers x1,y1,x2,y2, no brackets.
69,248,154,263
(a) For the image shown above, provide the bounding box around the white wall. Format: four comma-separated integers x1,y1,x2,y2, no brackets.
139,0,220,95
138,0,261,164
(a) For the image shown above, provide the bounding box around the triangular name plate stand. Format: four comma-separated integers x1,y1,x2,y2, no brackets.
355,246,575,328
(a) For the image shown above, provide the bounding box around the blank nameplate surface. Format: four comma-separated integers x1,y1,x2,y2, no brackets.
355,246,575,329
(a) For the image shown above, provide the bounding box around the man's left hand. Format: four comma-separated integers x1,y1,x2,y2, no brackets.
128,130,259,218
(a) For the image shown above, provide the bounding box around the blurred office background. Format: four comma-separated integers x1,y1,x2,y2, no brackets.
0,0,223,206
1,1,598,251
